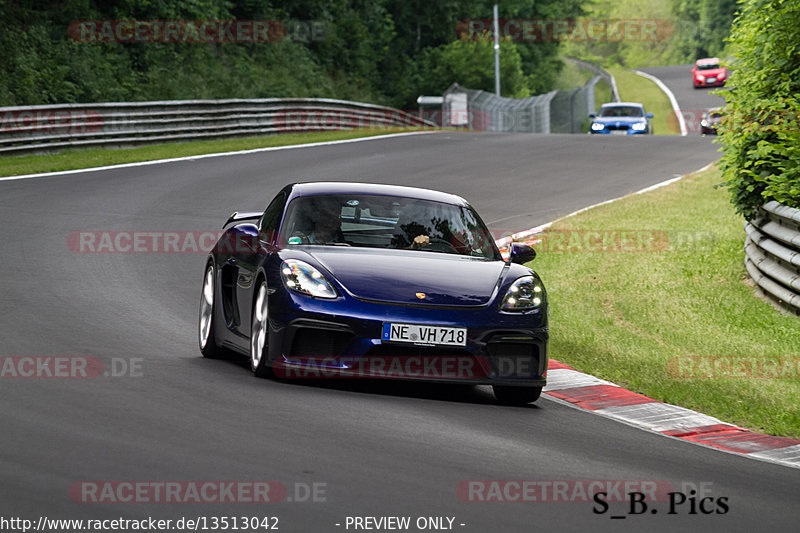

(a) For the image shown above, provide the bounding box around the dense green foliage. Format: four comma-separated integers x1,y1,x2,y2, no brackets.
0,0,582,108
562,0,738,68
717,0,800,217
671,0,738,60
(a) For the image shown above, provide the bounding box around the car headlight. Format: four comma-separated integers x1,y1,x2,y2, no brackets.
631,122,647,131
280,259,338,299
501,276,545,311
591,122,605,131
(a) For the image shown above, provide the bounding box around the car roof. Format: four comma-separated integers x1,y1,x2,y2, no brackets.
286,182,470,206
696,57,721,65
599,102,645,108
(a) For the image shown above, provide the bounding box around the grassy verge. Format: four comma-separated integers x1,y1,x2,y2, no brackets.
554,59,598,90
594,79,612,109
0,128,427,178
532,165,800,438
607,66,677,135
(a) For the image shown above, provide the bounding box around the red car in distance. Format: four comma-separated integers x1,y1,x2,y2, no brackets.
691,58,727,88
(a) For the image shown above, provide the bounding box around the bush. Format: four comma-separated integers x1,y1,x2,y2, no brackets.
717,0,800,218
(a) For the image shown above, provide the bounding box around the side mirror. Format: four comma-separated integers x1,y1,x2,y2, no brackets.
237,223,261,253
508,243,536,264
589,113,596,118
646,113,654,118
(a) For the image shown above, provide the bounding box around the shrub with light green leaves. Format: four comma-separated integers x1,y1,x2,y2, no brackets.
717,0,800,219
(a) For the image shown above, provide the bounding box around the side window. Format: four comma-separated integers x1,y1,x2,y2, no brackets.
259,191,287,243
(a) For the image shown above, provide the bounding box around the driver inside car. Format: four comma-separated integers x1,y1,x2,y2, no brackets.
288,198,345,245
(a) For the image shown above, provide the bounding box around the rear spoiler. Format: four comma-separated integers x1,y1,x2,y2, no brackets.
223,211,263,228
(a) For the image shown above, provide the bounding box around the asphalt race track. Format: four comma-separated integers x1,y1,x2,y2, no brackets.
2,131,798,532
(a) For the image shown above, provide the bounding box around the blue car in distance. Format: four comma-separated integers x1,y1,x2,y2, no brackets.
199,182,548,404
589,102,654,135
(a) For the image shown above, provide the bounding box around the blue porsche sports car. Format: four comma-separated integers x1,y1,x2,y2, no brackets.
589,102,654,135
199,182,548,404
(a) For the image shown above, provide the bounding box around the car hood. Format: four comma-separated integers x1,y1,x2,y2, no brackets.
593,116,646,124
302,247,507,306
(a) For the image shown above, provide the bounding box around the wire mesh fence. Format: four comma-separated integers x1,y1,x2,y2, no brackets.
442,75,604,134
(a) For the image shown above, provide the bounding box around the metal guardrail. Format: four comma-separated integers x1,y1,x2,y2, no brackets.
0,98,435,154
744,201,800,314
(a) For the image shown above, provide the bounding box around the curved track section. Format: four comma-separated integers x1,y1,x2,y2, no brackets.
2,132,797,532
639,64,727,134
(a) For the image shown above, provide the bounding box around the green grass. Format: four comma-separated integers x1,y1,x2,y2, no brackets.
554,59,598,90
607,66,678,135
0,128,427,177
594,79,612,110
532,165,800,438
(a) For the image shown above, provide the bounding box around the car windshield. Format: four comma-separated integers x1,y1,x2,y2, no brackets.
697,63,720,70
279,193,501,259
598,106,644,117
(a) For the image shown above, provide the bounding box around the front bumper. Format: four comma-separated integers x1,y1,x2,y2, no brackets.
266,291,548,387
590,126,648,135
694,78,725,88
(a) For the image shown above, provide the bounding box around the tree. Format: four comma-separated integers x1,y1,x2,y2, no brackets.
414,36,531,98
672,0,738,60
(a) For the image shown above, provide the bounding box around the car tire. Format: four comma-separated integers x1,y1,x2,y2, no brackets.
493,385,542,405
250,279,273,378
199,262,226,358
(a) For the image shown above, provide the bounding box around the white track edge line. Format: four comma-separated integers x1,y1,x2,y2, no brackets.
632,69,687,136
0,130,438,182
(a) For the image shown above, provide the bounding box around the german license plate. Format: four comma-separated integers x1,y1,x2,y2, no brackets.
706,77,716,83
382,323,467,346
610,130,627,135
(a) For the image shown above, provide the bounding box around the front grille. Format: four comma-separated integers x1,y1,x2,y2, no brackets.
486,339,541,378
289,328,353,359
